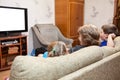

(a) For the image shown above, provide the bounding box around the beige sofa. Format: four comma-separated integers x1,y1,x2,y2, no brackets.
9,37,120,80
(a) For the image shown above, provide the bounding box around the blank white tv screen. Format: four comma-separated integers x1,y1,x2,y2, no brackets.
0,7,26,32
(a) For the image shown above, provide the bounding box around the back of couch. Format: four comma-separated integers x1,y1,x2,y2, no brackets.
9,37,120,80
10,46,103,80
59,51,120,80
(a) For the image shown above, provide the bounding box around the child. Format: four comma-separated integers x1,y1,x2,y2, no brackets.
100,24,119,47
69,24,100,53
40,41,69,58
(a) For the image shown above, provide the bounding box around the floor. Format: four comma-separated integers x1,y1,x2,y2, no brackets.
0,70,10,80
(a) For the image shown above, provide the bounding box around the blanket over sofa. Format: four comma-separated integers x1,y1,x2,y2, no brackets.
9,37,120,80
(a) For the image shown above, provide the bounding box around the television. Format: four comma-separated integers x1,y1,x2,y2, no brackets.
0,6,28,37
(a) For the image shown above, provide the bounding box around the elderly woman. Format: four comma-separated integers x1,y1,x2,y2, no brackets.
69,24,100,53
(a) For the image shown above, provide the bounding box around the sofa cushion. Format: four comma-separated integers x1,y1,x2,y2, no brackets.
10,46,103,80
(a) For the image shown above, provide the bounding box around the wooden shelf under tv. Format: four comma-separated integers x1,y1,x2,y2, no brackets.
0,35,28,71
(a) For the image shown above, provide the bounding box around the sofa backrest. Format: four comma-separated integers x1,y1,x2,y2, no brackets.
10,46,103,80
59,51,120,80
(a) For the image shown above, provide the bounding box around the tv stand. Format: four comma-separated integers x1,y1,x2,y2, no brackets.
0,35,27,71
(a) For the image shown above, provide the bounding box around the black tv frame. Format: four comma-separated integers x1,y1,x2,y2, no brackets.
0,6,28,37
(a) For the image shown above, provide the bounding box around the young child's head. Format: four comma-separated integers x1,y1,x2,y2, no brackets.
47,41,68,57
78,24,100,46
100,24,119,40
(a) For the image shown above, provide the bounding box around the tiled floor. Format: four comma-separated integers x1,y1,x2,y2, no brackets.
0,70,10,80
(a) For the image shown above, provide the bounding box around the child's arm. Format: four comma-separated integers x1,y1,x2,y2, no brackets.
107,33,116,47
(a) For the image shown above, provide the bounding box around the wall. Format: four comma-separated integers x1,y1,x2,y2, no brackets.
0,0,55,53
0,0,114,53
84,0,114,28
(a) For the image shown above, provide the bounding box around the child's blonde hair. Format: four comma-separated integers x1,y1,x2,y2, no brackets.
47,41,68,57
